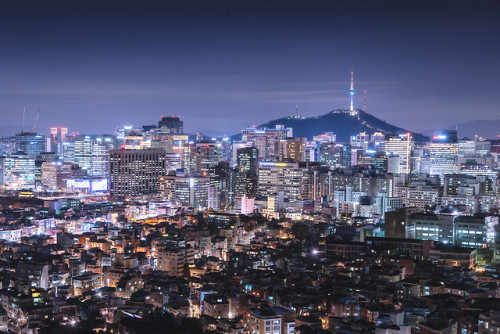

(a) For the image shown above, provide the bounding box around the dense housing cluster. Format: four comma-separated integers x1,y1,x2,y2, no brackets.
0,111,500,333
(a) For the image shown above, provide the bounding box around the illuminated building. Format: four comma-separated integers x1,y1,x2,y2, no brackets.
49,127,68,155
383,133,414,174
14,132,46,159
0,152,36,189
158,116,183,135
275,137,306,162
186,142,222,175
158,174,212,208
35,152,57,188
429,130,459,182
318,142,348,168
74,135,116,177
157,245,194,276
350,132,370,149
109,149,166,197
62,141,75,163
257,161,310,201
313,132,336,143
241,124,292,159
243,307,296,334
236,147,258,173
41,162,58,190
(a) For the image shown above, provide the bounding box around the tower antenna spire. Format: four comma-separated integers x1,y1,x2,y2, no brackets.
349,70,355,113
363,89,367,112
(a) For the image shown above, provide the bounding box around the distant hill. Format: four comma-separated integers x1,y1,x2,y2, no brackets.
234,109,429,142
423,119,500,140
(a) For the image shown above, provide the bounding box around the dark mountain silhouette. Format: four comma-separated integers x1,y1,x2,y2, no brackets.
234,109,428,142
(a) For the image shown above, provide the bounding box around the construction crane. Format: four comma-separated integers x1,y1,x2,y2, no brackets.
32,109,40,133
21,107,26,133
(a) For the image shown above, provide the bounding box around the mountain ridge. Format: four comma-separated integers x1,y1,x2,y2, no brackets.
234,109,429,142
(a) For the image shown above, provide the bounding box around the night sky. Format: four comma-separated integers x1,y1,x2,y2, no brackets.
1,0,499,137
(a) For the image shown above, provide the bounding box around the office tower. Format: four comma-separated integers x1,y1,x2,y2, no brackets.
35,152,58,188
383,133,414,174
371,132,385,147
234,169,258,205
15,132,46,159
313,132,336,143
241,124,292,160
109,149,166,197
158,116,183,135
371,151,388,171
257,161,310,201
209,161,235,208
158,173,212,208
74,135,116,177
49,127,68,155
275,137,307,162
231,141,252,166
429,130,459,182
41,162,58,190
236,147,258,173
186,142,222,175
62,141,75,163
0,152,36,189
350,132,370,149
123,133,149,150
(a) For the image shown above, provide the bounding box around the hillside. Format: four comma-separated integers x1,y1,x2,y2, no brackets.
236,109,429,142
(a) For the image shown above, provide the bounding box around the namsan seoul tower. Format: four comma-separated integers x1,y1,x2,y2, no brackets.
349,70,355,113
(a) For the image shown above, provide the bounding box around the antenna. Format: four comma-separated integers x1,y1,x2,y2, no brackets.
363,89,367,112
32,109,40,133
295,105,299,118
349,71,355,112
21,107,26,133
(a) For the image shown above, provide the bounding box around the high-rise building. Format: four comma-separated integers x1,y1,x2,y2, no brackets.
241,125,292,160
0,152,36,189
429,130,459,182
383,133,414,174
49,127,68,155
158,173,215,208
35,152,58,188
186,142,222,175
236,147,258,173
158,116,183,135
15,132,46,159
257,161,310,201
74,135,116,177
275,137,307,162
109,149,166,197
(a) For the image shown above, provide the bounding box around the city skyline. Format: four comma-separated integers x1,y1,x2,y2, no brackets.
1,0,500,137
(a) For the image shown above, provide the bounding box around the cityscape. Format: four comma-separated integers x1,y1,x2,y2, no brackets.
1,1,500,334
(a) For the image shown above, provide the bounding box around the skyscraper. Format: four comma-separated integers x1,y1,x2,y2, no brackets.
383,133,414,174
429,130,459,182
50,127,68,155
15,132,46,159
241,124,292,160
236,147,258,173
74,135,116,177
109,149,166,197
0,152,36,189
186,142,222,175
158,116,183,135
